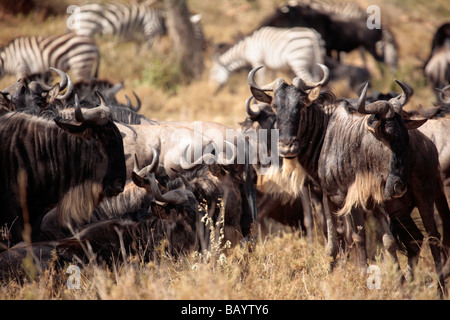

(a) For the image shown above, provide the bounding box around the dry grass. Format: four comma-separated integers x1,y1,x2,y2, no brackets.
0,0,449,300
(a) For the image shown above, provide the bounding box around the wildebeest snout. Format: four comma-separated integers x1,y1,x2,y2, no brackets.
385,175,407,199
278,137,299,158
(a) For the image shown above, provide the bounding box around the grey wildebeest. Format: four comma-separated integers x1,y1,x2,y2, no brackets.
0,102,126,249
247,65,448,292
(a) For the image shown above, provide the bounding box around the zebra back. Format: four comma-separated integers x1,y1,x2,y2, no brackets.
0,33,99,81
210,26,325,85
69,3,166,44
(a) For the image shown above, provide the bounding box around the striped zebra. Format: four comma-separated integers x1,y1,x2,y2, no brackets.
210,26,325,88
0,33,99,81
68,3,205,48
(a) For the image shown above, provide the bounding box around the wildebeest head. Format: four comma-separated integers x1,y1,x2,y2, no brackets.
54,93,126,200
248,64,426,200
355,81,426,199
247,64,330,159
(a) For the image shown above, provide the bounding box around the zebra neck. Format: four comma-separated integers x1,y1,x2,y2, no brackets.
218,40,249,72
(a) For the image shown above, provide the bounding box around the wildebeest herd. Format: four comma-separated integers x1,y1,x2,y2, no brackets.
0,0,449,298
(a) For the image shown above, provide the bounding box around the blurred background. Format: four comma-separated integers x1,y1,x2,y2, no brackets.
0,0,448,127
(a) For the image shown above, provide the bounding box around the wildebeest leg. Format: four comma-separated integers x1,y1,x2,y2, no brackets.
412,174,446,295
435,178,450,255
322,195,339,270
300,185,314,246
389,214,422,282
373,206,400,266
416,200,445,295
345,208,368,274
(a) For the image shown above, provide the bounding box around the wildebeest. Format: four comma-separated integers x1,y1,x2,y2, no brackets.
258,0,398,70
241,97,323,243
247,65,448,292
0,201,199,281
424,23,450,95
0,98,126,248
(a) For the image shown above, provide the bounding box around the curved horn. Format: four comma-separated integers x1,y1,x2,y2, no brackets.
132,91,141,111
436,84,450,104
133,145,159,177
180,144,216,170
74,94,80,108
389,79,413,113
247,66,285,92
95,89,107,107
135,144,159,177
150,173,195,205
50,67,68,90
74,103,85,123
245,96,268,119
359,100,394,119
75,105,110,125
125,92,141,112
107,82,124,97
55,72,73,100
357,82,369,113
292,63,330,92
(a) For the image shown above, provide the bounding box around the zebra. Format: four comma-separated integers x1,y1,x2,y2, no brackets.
68,3,205,49
210,26,325,89
0,33,99,81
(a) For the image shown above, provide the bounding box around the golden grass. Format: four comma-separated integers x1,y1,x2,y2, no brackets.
0,0,449,300
0,229,444,300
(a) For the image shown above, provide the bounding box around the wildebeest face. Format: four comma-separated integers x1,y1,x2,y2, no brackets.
366,112,425,199
272,84,310,158
369,113,410,199
95,120,127,197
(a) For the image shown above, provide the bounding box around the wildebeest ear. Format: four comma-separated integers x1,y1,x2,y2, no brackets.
54,117,87,133
46,83,60,104
403,118,427,130
365,114,380,133
250,87,272,104
132,171,150,188
305,87,321,106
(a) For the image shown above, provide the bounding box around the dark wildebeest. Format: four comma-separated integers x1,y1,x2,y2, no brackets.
241,97,323,243
0,206,199,281
0,103,126,249
258,0,398,70
424,23,450,96
0,211,197,281
247,65,448,294
0,168,200,281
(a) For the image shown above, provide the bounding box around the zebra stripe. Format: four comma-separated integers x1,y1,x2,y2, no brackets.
0,33,99,81
69,3,166,44
68,3,205,48
210,26,325,86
